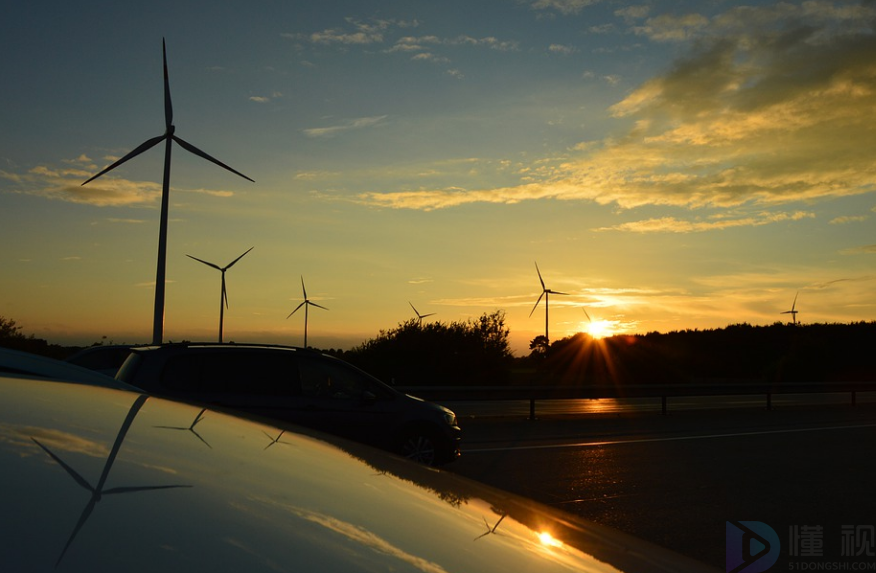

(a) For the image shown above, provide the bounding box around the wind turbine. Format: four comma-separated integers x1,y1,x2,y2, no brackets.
781,292,800,325
154,407,212,449
529,262,568,344
32,395,190,565
82,39,254,345
286,276,328,348
186,247,253,343
474,513,507,541
409,302,435,325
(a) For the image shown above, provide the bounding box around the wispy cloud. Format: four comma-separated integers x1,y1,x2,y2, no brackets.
548,43,578,55
249,91,282,104
3,157,235,207
531,0,602,16
304,115,388,138
830,215,868,224
357,3,876,220
593,211,815,233
840,244,876,255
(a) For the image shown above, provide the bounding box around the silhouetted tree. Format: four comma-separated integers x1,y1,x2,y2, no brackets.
0,316,71,359
346,311,513,386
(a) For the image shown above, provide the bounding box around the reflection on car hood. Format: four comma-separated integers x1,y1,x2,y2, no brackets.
0,376,716,572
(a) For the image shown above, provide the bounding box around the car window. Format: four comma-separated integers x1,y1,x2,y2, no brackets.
161,351,301,396
298,356,375,400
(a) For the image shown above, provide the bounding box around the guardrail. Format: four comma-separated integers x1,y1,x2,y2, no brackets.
397,380,876,419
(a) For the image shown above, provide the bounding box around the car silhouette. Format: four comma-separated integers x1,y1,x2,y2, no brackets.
114,343,461,465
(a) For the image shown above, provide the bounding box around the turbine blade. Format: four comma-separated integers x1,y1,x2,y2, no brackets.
103,484,191,495
56,498,97,566
549,290,569,296
225,246,254,269
172,135,254,182
287,301,306,318
534,262,545,290
31,438,94,493
791,291,798,310
309,301,329,311
492,514,507,532
221,274,228,309
409,302,419,315
95,395,148,493
300,276,307,299
186,254,222,271
529,292,545,318
163,38,173,129
81,135,165,185
583,309,592,322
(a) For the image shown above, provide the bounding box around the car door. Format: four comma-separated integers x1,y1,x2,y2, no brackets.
292,355,402,447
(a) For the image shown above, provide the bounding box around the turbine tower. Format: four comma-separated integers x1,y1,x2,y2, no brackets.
781,292,800,325
186,247,253,343
409,302,435,325
529,262,568,344
286,276,328,348
82,39,254,345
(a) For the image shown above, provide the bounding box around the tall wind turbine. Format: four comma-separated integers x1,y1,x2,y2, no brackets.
409,302,435,325
529,262,568,344
781,292,800,325
286,276,328,348
186,247,253,343
31,395,190,565
82,39,254,345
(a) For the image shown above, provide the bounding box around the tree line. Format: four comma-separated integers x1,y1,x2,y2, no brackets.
3,314,875,385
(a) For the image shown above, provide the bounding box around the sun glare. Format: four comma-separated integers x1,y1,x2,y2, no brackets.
584,319,615,339
538,532,563,548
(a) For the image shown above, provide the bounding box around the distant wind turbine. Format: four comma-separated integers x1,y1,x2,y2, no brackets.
409,302,435,325
82,39,254,345
529,262,568,344
474,514,507,541
781,292,800,325
186,247,253,343
286,276,328,348
154,407,212,449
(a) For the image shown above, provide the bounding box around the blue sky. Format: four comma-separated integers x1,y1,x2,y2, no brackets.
2,0,875,354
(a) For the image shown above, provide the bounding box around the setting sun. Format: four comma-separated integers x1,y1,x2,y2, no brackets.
538,532,563,548
583,319,616,339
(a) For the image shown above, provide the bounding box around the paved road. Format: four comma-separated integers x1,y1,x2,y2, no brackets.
445,401,876,569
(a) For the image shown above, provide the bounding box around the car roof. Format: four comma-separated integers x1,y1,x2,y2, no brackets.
0,347,138,391
0,374,716,573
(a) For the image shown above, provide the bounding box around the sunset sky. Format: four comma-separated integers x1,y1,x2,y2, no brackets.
2,0,875,354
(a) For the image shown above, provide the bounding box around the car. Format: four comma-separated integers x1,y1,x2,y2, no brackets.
64,344,139,377
0,346,136,390
114,343,461,465
0,372,716,572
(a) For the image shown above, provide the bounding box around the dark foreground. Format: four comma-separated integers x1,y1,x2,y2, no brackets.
447,401,876,570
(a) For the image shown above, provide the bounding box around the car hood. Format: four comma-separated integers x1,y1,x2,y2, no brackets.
0,376,716,572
